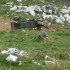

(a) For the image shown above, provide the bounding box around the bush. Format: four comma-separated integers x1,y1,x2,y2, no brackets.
35,31,48,42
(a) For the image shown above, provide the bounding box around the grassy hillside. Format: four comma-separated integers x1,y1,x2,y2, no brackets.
0,29,70,70
0,0,70,19
0,0,70,70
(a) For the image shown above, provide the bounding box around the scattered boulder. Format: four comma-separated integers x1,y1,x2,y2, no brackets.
6,54,18,62
45,55,56,65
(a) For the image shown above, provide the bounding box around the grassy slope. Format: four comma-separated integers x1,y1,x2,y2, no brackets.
0,29,70,70
0,0,70,70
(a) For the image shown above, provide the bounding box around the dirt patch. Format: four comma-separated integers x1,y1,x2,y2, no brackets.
0,18,70,31
0,18,13,31
48,24,70,31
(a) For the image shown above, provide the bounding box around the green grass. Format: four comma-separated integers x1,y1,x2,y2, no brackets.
0,0,70,70
0,29,70,70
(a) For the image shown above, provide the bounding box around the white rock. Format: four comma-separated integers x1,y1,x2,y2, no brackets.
6,54,18,62
67,16,70,23
10,5,17,11
45,55,56,65
35,5,42,12
45,55,49,60
17,6,23,9
59,14,65,22
17,0,22,2
16,50,29,58
28,6,35,16
64,14,70,23
55,17,63,24
1,50,8,54
53,15,58,19
64,14,70,17
63,5,67,9
23,8,29,12
42,13,53,19
42,12,46,19
8,48,19,54
61,9,69,14
29,9,35,16
1,48,29,58
41,5,47,12
68,7,70,12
